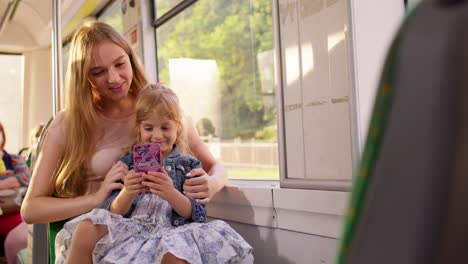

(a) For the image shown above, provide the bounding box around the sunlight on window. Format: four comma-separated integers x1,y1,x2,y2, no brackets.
285,45,301,86
168,58,222,144
301,42,315,76
0,54,24,152
327,30,345,52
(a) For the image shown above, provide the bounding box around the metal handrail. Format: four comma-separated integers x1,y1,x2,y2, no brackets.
30,1,64,263
52,0,62,115
0,0,17,34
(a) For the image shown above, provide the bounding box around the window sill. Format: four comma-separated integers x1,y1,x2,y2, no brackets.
207,180,350,238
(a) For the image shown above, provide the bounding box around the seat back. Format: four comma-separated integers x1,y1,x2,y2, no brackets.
29,116,67,264
338,0,468,263
28,117,53,264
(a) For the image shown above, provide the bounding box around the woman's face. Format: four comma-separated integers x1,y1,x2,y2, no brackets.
88,41,133,103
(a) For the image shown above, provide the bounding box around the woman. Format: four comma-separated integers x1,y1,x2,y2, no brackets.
0,122,30,264
21,22,227,261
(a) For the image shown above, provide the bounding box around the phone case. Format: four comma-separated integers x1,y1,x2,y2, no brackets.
133,143,162,173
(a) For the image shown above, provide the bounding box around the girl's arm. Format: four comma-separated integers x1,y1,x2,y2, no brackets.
109,171,144,215
109,189,136,215
21,128,125,224
165,189,192,219
143,171,192,219
184,118,228,203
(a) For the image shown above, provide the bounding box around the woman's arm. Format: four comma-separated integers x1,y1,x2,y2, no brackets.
21,125,125,224
184,118,228,204
21,132,103,223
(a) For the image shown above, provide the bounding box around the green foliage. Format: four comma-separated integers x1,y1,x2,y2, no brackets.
196,117,216,136
255,126,277,141
156,0,275,140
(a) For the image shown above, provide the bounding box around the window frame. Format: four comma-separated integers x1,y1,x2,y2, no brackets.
149,0,357,191
273,0,358,191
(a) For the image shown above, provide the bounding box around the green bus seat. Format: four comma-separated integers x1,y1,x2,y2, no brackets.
338,0,468,263
48,220,66,264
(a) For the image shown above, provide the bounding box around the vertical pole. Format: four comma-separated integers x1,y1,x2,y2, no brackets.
52,0,62,116
35,1,62,262
0,0,15,33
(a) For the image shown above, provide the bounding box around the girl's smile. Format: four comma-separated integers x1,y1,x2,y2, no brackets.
139,112,179,158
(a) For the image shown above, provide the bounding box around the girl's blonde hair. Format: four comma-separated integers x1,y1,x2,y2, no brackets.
55,21,148,197
135,83,189,154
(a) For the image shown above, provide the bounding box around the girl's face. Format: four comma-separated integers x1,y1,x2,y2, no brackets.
88,41,133,103
139,112,179,157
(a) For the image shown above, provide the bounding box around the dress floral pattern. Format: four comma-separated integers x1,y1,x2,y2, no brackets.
55,193,253,263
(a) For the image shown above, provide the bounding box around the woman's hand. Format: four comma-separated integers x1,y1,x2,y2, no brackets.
93,161,127,205
122,170,145,196
183,168,216,204
142,170,177,201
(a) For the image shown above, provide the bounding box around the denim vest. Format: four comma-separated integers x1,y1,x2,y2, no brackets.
102,146,206,227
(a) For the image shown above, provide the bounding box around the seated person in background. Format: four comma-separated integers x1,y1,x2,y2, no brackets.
56,83,253,264
0,122,30,264
0,123,29,190
3,123,44,264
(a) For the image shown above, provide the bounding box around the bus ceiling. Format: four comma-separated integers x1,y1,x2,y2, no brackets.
0,0,107,54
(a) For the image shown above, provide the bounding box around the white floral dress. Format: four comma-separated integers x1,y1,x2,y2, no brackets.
55,193,253,263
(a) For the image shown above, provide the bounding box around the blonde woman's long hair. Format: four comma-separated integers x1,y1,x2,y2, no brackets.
55,21,148,197
135,83,189,155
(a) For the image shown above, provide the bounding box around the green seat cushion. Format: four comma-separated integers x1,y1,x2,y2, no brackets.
48,220,66,264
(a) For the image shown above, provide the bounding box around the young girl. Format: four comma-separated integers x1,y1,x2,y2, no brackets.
55,83,253,264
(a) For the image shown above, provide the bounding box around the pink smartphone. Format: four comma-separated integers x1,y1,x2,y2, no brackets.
133,143,162,173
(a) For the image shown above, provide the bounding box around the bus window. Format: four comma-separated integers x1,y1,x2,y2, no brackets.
154,0,278,181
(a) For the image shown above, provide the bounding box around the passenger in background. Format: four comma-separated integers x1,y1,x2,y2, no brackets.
56,83,252,264
21,20,227,235
3,123,44,264
0,123,29,190
0,122,30,264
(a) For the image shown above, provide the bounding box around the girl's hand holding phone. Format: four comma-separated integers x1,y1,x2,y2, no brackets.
122,170,145,196
142,170,177,201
